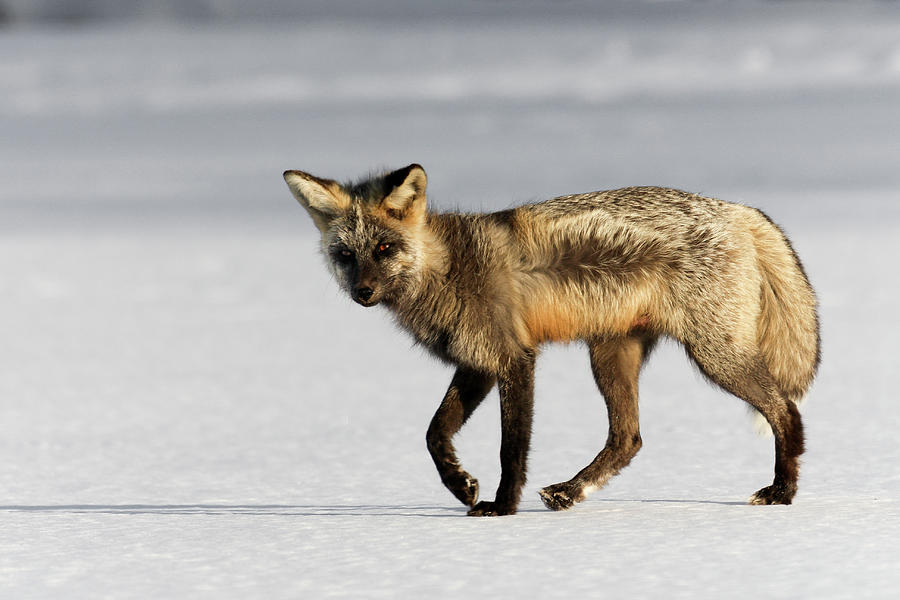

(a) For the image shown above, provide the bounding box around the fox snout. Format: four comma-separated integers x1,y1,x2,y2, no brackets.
352,271,381,306
353,285,379,306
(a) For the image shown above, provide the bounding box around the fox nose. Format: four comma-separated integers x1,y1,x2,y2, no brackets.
356,287,374,302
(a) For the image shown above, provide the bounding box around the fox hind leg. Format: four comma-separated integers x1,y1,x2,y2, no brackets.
686,345,804,505
539,335,653,511
426,367,496,507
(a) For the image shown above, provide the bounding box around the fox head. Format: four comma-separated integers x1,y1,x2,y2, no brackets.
283,164,433,307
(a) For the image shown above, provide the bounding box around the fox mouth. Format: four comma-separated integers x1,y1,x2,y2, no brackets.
353,296,380,307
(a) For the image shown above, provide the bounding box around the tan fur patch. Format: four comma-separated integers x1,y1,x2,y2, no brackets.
523,295,651,345
524,304,582,344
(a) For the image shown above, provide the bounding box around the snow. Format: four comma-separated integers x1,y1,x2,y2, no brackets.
2,3,899,598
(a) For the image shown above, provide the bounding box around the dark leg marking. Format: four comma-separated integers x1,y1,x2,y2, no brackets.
426,367,495,507
468,352,536,516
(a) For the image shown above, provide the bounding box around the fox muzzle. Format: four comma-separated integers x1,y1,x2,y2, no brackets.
353,286,379,307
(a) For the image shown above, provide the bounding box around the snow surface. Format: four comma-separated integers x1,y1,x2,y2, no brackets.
2,3,899,598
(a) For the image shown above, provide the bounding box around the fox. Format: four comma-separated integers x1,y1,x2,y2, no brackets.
283,163,820,516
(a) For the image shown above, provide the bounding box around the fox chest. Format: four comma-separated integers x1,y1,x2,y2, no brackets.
397,305,514,372
417,324,456,364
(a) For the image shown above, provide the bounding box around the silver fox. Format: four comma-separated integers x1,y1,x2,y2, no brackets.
284,164,820,516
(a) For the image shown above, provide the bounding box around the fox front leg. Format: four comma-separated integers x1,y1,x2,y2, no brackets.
468,352,536,517
426,367,495,508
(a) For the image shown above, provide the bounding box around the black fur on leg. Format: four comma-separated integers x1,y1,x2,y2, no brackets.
426,367,495,507
468,351,536,517
750,400,803,505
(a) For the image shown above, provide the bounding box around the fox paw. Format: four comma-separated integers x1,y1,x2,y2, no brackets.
538,482,581,511
444,472,479,507
748,483,796,505
467,501,515,517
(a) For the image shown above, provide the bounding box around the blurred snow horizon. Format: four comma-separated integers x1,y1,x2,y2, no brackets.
3,0,900,234
1,2,899,598
1,0,889,24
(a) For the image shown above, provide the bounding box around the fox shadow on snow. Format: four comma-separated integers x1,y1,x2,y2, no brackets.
0,498,745,517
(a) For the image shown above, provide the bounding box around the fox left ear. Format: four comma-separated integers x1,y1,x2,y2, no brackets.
382,164,427,221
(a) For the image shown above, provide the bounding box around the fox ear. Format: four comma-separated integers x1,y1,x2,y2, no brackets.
283,170,350,232
382,164,427,221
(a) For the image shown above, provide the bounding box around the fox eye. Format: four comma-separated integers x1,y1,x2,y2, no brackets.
373,242,397,260
334,248,354,263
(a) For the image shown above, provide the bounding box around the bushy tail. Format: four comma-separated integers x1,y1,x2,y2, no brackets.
751,211,821,404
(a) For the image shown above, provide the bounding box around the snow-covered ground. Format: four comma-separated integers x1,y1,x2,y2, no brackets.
2,3,899,598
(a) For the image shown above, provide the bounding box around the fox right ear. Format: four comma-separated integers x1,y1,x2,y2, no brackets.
283,170,350,232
